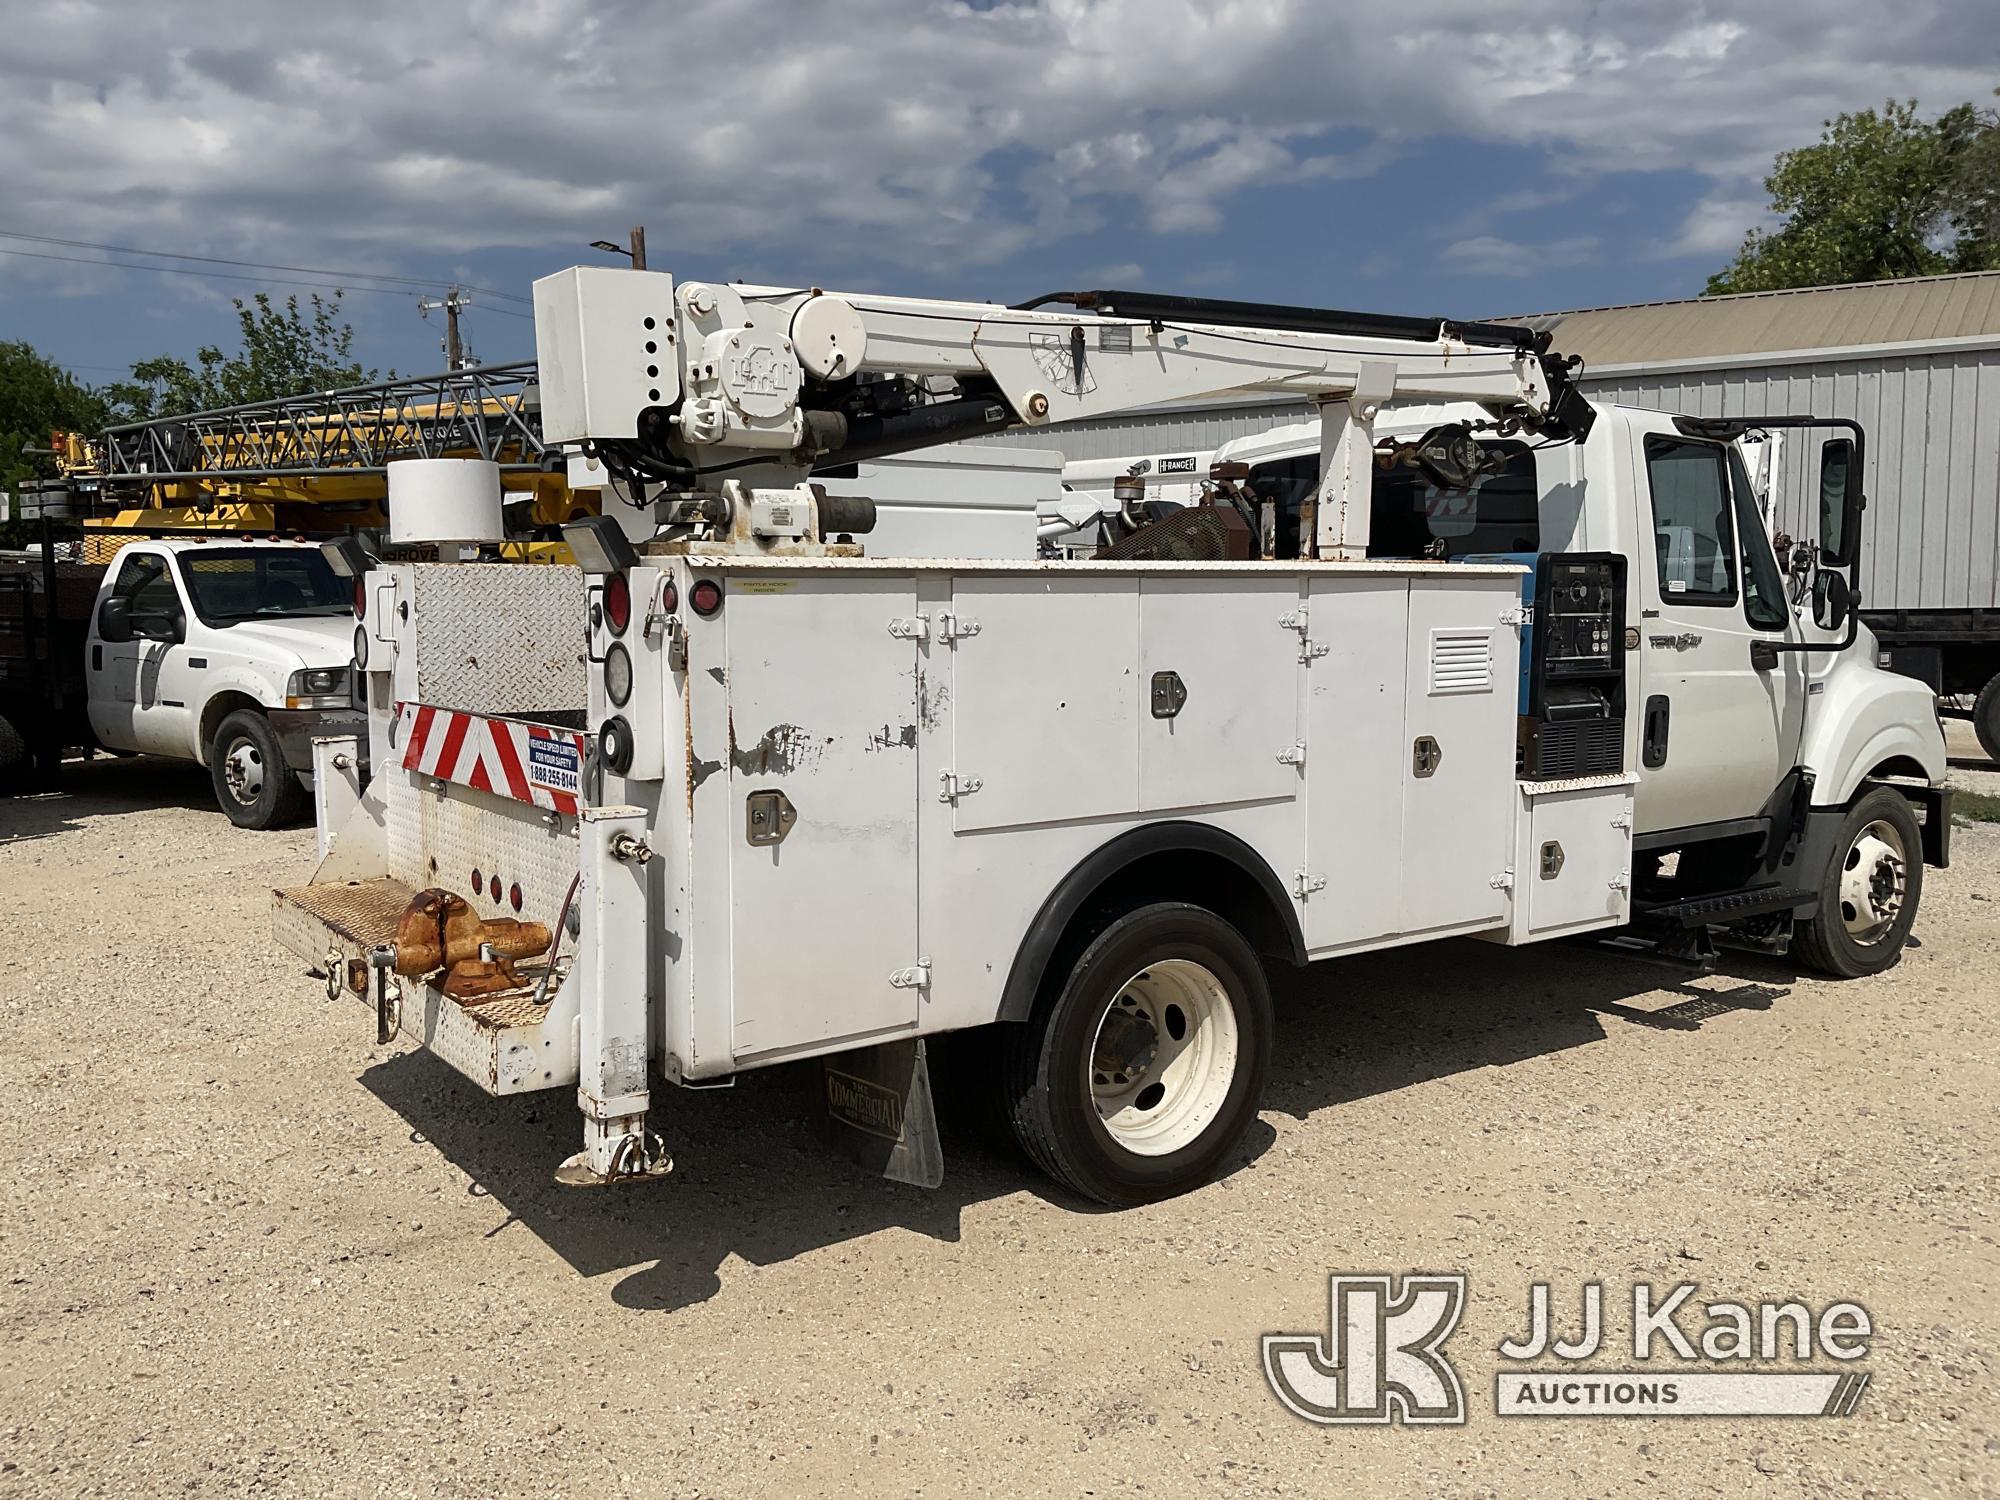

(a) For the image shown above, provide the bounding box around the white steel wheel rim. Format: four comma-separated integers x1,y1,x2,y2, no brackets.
1087,958,1240,1158
223,736,265,804
1838,819,1907,945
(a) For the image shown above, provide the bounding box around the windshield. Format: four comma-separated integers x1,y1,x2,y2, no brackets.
178,549,350,623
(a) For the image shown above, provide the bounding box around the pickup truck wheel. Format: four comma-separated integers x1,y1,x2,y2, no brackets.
1792,788,1923,979
1974,674,2000,765
1002,902,1272,1206
209,709,306,830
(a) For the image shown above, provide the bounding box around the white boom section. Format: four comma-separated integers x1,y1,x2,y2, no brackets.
534,267,1556,559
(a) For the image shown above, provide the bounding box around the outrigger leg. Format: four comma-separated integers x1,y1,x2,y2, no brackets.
556,805,673,1187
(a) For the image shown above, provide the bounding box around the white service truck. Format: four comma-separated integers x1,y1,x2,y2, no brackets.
0,536,361,826
274,272,1949,1207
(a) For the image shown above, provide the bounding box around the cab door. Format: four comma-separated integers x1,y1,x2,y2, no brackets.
87,549,182,753
1630,421,1804,835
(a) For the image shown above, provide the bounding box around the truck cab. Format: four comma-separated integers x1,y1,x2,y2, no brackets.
1215,399,1948,974
86,538,361,827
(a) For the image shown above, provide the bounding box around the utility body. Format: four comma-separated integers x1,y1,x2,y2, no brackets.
274,267,1948,1205
0,536,361,826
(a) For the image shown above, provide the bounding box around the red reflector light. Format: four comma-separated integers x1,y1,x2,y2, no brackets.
353,578,367,619
690,578,723,617
604,573,632,635
489,873,502,901
509,883,523,912
660,580,679,614
471,867,482,893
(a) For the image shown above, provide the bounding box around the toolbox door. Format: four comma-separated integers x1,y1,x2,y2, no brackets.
721,573,922,1059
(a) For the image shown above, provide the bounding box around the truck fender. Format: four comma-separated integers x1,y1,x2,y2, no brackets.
996,821,1306,1025
1801,661,1946,807
195,685,271,766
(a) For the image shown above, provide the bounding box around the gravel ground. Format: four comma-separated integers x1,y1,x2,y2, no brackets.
2,752,1997,1499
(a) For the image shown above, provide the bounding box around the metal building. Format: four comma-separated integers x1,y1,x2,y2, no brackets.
982,272,2000,618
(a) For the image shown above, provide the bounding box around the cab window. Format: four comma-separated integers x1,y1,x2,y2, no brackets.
1727,446,1790,631
1644,437,1737,604
111,552,181,638
1241,440,1539,560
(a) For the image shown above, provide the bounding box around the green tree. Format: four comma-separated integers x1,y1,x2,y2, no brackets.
105,291,379,421
1706,96,2000,295
0,341,106,542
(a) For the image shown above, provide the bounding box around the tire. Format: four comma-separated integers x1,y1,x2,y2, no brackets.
1792,788,1924,979
1974,674,2000,766
208,709,306,830
1001,902,1273,1206
0,712,26,786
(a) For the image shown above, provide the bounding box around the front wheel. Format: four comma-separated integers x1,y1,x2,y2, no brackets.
1792,788,1924,979
209,709,306,830
1001,902,1273,1206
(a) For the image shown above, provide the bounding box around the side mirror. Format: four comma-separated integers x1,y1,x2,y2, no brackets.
96,596,134,643
1817,437,1863,568
1813,569,1853,632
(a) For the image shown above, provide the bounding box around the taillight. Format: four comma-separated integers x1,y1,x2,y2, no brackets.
604,573,631,635
690,578,723,617
660,579,680,614
353,578,367,619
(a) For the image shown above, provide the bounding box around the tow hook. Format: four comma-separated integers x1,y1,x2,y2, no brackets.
609,832,654,865
369,942,400,1045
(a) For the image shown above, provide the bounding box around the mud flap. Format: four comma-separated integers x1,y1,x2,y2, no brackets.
819,1038,944,1189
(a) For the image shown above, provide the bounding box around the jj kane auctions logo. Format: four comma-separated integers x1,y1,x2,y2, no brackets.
1264,1275,1873,1424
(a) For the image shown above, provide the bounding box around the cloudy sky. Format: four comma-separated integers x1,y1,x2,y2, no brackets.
3,0,1996,384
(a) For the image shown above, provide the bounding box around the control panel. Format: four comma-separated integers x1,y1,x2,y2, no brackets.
1524,552,1627,780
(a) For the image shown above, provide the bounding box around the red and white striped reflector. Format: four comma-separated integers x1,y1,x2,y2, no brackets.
396,701,586,816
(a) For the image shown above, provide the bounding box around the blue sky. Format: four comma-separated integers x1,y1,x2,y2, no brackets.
2,0,1995,387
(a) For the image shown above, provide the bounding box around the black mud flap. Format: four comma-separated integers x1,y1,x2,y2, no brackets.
819,1038,944,1189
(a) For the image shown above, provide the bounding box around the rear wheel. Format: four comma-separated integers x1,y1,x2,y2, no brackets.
1792,788,1923,979
1974,674,2000,765
209,709,306,830
1001,902,1272,1206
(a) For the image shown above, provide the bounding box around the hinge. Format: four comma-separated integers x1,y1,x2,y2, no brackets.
1609,812,1632,831
938,611,981,643
938,769,984,803
887,614,929,641
1275,743,1307,766
1292,869,1326,900
1489,867,1516,892
888,959,932,991
1607,874,1630,893
1500,604,1532,627
1279,607,1329,661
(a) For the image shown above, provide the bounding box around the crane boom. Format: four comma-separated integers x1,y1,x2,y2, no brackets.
532,266,1589,560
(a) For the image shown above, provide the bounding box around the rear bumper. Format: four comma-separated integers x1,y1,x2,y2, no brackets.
269,707,365,772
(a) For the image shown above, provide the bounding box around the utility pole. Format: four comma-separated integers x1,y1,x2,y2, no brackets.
628,226,647,271
418,285,473,369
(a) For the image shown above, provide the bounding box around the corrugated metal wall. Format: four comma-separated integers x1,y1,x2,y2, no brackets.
1583,350,2000,613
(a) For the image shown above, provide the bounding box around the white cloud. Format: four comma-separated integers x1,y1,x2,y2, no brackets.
0,0,1989,285
1653,193,1774,261
1443,234,1601,277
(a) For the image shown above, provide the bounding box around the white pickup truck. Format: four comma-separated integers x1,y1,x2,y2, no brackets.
1,536,362,826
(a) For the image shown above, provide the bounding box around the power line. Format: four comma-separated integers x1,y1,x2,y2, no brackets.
0,244,435,299
0,229,532,303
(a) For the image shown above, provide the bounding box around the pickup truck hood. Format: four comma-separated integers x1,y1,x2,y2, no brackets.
210,615,353,666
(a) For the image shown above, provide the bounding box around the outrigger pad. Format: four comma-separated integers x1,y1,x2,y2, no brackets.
819,1038,944,1189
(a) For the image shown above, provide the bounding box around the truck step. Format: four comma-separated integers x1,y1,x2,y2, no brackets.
1636,886,1815,929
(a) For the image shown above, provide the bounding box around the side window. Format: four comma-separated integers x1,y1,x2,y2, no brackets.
1644,437,1737,605
114,553,180,634
1727,447,1790,631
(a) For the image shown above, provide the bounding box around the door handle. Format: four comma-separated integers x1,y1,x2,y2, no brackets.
1642,695,1670,768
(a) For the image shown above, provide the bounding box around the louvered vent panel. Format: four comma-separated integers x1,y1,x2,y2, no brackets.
1429,628,1493,695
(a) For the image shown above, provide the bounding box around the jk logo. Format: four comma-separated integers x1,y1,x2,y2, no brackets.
1263,1274,1468,1425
